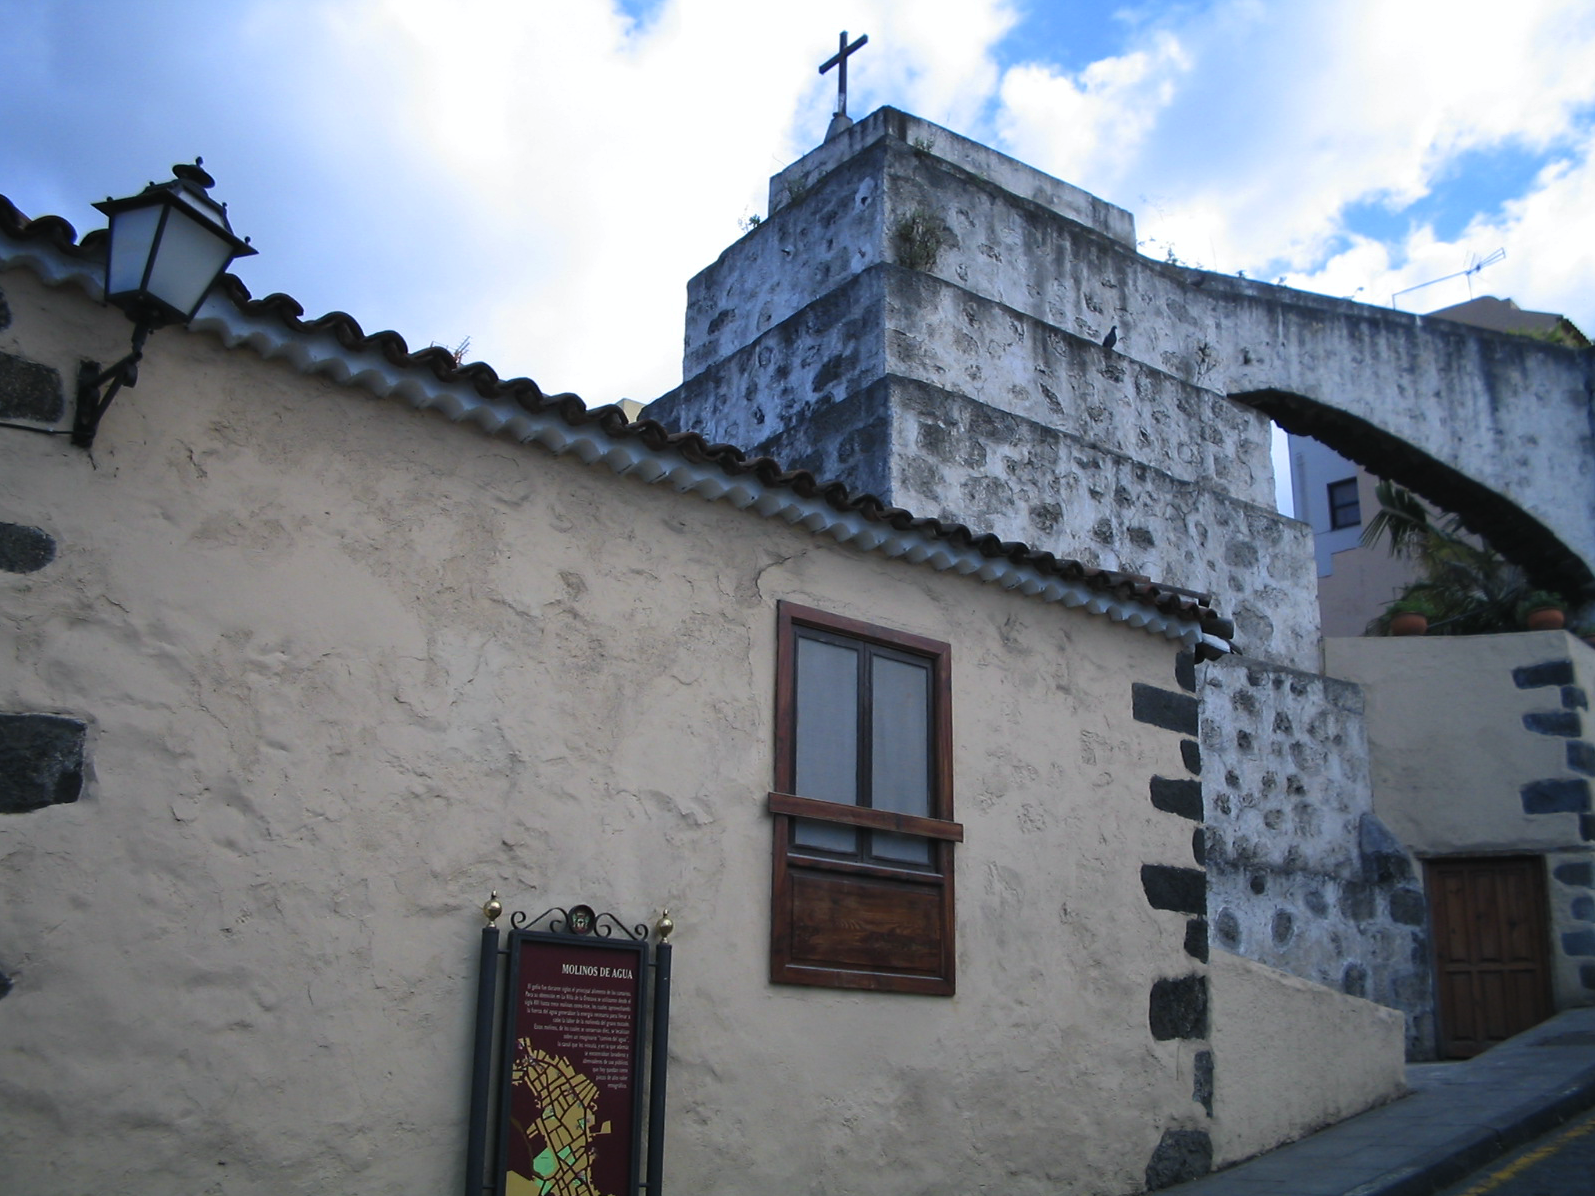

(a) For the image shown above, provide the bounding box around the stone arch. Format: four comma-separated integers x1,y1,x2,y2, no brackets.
1230,387,1595,600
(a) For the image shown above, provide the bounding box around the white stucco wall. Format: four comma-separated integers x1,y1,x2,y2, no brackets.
1209,949,1406,1166
1325,634,1591,854
1,265,1214,1195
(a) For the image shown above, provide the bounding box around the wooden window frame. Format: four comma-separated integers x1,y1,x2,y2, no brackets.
770,602,959,995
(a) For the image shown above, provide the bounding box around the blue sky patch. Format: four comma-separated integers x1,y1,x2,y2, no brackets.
994,0,1156,75
1341,139,1556,245
613,0,667,31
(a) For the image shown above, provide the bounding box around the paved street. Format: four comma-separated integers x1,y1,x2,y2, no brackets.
1433,1109,1595,1196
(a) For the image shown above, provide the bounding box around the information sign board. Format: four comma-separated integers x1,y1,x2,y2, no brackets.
496,929,649,1196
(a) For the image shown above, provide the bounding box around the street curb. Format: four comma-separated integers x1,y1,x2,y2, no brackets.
1340,1061,1595,1196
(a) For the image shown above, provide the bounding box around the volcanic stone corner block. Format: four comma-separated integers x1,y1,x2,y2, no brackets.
1342,962,1369,998
1151,776,1203,821
0,523,56,574
1522,778,1592,815
1569,741,1595,777
1184,918,1209,962
1563,686,1589,711
1149,975,1209,1041
1359,812,1413,884
1514,659,1574,689
1143,864,1207,915
1563,929,1595,957
1145,1129,1212,1190
1193,1050,1214,1117
0,286,10,329
1133,683,1198,736
1582,964,1595,990
1175,650,1197,693
1180,738,1201,775
1524,711,1581,737
1555,861,1594,886
0,714,86,813
0,970,10,1000
0,350,64,423
1389,887,1428,926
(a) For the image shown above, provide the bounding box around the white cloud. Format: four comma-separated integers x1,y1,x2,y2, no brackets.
996,31,1190,198
4,0,1591,404
991,0,1595,298
318,0,1016,403
1288,129,1595,335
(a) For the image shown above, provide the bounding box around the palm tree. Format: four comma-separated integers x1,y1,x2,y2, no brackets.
1360,480,1534,635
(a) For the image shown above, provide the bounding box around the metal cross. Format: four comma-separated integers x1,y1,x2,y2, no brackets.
820,31,868,118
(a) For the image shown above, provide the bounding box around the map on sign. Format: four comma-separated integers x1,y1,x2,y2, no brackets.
505,1040,615,1196
498,931,644,1196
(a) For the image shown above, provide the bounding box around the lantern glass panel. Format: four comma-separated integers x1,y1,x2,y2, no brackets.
105,204,163,298
144,206,235,319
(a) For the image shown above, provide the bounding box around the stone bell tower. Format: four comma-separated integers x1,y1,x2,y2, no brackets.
646,107,1316,666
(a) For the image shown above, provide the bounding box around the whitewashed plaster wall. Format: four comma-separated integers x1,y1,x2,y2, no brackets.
1208,950,1406,1167
1,266,1214,1196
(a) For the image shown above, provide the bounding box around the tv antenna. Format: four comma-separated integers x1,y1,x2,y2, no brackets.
1390,248,1505,310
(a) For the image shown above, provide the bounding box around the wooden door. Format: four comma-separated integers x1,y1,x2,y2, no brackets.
1427,856,1552,1058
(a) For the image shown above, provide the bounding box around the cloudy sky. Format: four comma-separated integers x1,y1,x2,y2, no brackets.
3,0,1593,415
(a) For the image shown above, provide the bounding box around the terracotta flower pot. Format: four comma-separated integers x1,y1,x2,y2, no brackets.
1389,612,1428,636
1525,607,1566,632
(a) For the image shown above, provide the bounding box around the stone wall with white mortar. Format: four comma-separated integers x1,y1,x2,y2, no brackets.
1200,656,1435,1057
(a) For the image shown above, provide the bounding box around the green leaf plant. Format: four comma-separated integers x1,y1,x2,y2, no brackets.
1360,479,1560,636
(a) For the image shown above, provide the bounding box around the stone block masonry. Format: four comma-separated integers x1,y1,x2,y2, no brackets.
645,111,1322,669
0,348,63,423
1201,655,1436,1057
0,713,86,813
1146,1129,1213,1191
0,522,55,573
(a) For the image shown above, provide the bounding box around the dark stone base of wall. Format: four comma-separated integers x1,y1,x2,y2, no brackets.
1146,1129,1213,1190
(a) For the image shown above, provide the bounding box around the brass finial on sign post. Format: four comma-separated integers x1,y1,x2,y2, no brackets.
655,908,675,941
482,891,502,926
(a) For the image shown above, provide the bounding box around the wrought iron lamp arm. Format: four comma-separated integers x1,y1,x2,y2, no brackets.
73,321,152,449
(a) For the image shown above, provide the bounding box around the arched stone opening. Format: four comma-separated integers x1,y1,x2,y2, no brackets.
1231,387,1595,602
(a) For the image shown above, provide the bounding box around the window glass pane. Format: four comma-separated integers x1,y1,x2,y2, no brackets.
1328,478,1361,530
869,655,931,864
144,209,234,317
872,829,931,865
871,656,929,817
792,637,859,853
106,205,162,297
793,817,856,853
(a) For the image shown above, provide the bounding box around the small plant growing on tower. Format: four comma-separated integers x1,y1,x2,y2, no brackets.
892,208,949,272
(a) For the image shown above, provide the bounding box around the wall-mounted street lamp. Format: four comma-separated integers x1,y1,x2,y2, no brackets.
73,159,255,449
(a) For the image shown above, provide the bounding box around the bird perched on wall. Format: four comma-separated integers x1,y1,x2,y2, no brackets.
1102,325,1118,350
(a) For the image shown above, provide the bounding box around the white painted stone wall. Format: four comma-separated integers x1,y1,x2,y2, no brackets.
1208,950,1406,1166
1,265,1216,1195
1200,656,1435,1056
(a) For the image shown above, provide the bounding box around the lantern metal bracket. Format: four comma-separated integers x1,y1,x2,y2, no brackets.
73,321,152,449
